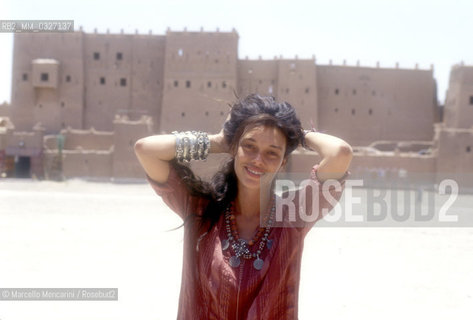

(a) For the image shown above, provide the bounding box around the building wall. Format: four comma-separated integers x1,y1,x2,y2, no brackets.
436,66,473,189
237,58,318,129
435,127,473,189
83,32,166,131
112,115,154,179
316,65,437,146
4,127,45,178
0,103,11,118
0,117,14,150
128,35,166,130
443,65,473,129
159,30,239,133
61,127,114,150
11,30,439,144
0,132,7,150
288,150,437,189
277,59,318,129
61,150,113,179
12,31,166,134
238,59,278,97
84,32,131,131
11,33,85,132
14,29,473,185
7,129,44,151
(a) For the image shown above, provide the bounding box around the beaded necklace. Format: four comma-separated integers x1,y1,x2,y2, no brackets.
221,196,275,270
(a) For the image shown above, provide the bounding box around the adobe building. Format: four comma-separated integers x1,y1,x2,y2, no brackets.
1,28,472,190
435,65,473,187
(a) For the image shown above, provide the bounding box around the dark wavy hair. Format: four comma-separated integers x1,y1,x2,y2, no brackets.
171,94,304,231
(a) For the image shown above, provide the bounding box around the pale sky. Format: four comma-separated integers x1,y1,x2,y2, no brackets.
1,0,472,105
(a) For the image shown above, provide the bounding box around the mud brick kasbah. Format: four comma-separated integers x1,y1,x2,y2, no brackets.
0,27,472,189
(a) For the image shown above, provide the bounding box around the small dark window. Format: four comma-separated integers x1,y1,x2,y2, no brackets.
372,90,376,96
467,146,471,153
181,112,185,117
40,73,49,82
100,77,106,85
369,109,373,115
120,78,127,87
39,104,42,108
335,89,339,95
205,111,209,116
352,109,356,115
353,89,357,95
66,75,71,82
259,80,262,84
470,96,473,105
62,122,66,128
116,52,123,60
334,108,338,113
285,88,289,94
61,102,65,108
207,81,212,88
220,111,224,116
305,88,309,94
93,52,100,60
186,80,191,88
174,80,179,87
222,81,227,89
22,73,28,81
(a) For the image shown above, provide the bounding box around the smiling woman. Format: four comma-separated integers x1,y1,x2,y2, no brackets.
134,94,352,319
235,124,287,190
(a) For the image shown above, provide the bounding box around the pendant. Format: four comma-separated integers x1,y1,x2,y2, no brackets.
253,258,264,270
229,255,241,268
267,239,273,249
232,239,249,257
221,239,229,250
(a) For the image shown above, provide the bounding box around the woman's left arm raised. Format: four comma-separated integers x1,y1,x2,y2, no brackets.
303,131,353,182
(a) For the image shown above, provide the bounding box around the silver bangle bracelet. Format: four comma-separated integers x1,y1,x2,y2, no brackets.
172,131,210,163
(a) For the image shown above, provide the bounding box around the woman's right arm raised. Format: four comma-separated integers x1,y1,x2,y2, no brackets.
134,134,176,184
134,132,229,184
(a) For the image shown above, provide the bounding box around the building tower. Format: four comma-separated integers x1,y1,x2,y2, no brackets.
159,29,239,133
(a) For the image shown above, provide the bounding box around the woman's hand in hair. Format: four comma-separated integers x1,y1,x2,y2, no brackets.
303,131,352,181
209,128,230,154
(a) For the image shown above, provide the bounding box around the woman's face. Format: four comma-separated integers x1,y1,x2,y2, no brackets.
234,125,287,191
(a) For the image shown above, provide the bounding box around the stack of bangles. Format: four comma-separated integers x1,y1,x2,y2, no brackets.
172,131,210,163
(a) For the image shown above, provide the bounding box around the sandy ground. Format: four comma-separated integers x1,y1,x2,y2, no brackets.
0,178,472,320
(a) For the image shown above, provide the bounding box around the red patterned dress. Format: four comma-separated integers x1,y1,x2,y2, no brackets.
147,165,347,319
